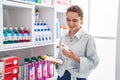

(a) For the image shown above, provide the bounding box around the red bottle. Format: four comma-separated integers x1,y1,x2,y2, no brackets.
23,27,31,42
18,27,25,42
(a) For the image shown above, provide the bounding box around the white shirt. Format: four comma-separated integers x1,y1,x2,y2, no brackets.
56,28,99,79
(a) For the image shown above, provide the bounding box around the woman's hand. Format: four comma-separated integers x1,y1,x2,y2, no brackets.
51,61,59,65
62,48,80,63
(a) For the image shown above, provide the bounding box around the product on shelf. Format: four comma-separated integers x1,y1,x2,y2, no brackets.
57,0,70,5
56,18,60,39
23,27,31,42
48,28,52,41
24,0,37,3
3,27,8,44
18,27,25,42
35,8,40,23
41,55,63,64
60,25,64,36
7,27,15,44
0,55,19,80
13,27,19,43
34,22,53,43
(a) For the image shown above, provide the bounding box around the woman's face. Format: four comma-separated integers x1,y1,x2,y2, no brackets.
66,11,83,32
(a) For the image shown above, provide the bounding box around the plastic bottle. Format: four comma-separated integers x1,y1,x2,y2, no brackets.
41,29,44,43
3,27,8,44
34,23,39,43
56,18,60,39
38,23,43,43
35,8,40,23
31,57,39,80
13,27,19,43
7,27,15,44
61,43,69,51
23,58,30,80
18,27,25,42
45,28,49,42
28,59,35,80
60,25,63,36
24,27,31,42
43,23,48,29
48,28,52,42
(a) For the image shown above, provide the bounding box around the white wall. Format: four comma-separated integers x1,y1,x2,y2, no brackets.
88,0,118,80
88,39,116,80
116,0,120,80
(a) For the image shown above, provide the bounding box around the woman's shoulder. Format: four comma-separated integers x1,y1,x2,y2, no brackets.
81,30,94,40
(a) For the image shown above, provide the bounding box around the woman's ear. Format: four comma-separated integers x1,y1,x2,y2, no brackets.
80,17,83,25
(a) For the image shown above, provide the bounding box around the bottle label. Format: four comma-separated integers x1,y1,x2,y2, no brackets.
50,63,54,77
38,64,42,78
43,62,47,77
8,33,14,41
19,33,25,40
3,34,8,41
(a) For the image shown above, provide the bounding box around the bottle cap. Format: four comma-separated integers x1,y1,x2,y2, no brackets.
31,57,36,60
24,58,30,62
41,55,47,60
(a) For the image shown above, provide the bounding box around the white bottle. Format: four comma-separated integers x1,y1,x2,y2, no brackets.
61,43,69,51
44,28,48,42
48,28,52,42
35,9,39,22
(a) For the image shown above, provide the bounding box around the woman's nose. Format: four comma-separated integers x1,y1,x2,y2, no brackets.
69,21,74,26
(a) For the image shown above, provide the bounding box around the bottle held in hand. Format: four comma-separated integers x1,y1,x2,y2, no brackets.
61,43,69,51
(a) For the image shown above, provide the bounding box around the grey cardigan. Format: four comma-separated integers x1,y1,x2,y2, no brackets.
56,28,99,80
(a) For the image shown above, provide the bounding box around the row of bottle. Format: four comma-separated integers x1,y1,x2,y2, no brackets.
34,22,52,43
19,56,54,80
3,27,31,44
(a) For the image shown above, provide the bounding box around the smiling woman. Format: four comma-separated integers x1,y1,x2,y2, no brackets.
54,5,99,80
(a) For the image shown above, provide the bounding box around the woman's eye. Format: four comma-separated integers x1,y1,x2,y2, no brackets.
73,19,78,22
67,19,70,22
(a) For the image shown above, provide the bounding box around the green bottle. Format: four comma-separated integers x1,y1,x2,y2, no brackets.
6,27,14,44
13,27,19,43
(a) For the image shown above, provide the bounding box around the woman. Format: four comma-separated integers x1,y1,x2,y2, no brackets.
56,5,99,80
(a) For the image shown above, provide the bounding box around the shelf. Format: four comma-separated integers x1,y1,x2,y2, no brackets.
3,0,34,8
33,41,55,47
55,3,69,13
1,42,32,52
8,0,55,8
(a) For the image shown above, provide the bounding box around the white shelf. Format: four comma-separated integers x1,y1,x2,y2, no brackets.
33,41,55,47
55,4,69,13
1,42,32,52
8,0,54,8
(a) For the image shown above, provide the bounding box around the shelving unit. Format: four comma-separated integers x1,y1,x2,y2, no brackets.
0,0,33,51
0,0,71,80
0,0,56,67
